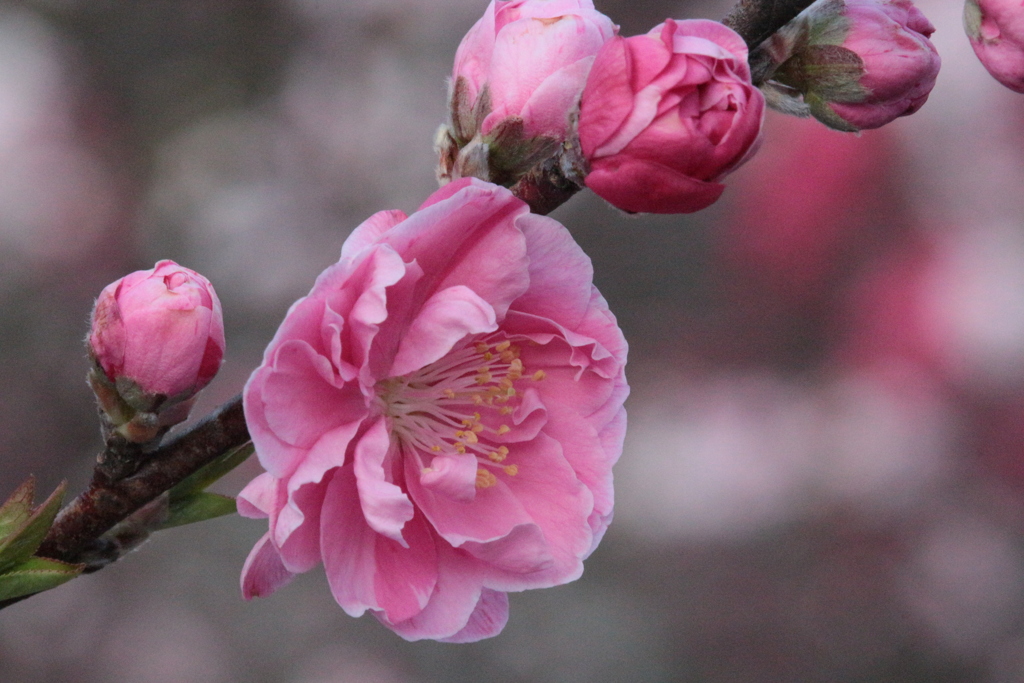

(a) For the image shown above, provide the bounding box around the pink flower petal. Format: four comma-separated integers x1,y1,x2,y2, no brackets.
354,418,415,545
586,156,726,214
389,285,498,378
321,466,438,623
418,453,479,503
438,589,509,643
340,209,408,261
241,532,296,600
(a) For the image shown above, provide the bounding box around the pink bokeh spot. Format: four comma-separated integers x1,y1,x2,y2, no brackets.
240,179,628,642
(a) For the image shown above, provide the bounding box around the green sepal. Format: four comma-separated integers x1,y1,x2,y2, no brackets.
761,81,812,117
806,92,860,132
167,442,254,503
963,0,983,42
484,117,560,187
774,45,867,102
0,556,83,601
159,492,237,530
801,45,867,101
804,0,853,46
0,481,66,575
0,478,37,542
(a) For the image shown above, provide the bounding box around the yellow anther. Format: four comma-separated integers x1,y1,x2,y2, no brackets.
473,412,482,421
510,359,523,372
497,446,509,457
500,351,517,363
499,377,514,390
495,341,511,352
508,370,522,381
497,424,511,435
463,431,479,444
443,388,456,399
475,372,492,385
488,451,506,462
532,370,546,381
455,443,467,454
500,405,514,415
431,445,442,452
483,352,494,361
476,468,497,488
473,394,484,405
475,342,488,353
471,422,484,433
503,465,519,476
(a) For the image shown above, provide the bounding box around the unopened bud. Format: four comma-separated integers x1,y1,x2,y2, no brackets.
436,0,616,187
758,0,940,132
88,260,225,442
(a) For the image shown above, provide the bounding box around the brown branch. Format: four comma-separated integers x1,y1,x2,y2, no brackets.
36,393,249,566
722,0,817,52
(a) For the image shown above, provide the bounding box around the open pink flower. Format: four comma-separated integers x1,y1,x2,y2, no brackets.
239,179,628,642
578,19,764,214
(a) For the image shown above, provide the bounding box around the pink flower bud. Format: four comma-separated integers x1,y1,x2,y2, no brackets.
577,19,765,214
438,0,616,185
965,0,1024,93
89,260,225,402
764,0,940,132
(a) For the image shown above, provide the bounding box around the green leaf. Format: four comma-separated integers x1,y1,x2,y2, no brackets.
0,478,36,542
0,556,83,601
159,492,237,530
168,442,254,503
0,482,66,575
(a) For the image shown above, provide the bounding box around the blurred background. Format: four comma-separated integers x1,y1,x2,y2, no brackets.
0,0,1021,680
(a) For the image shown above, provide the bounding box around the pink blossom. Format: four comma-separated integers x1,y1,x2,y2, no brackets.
965,0,1024,93
89,260,224,399
238,179,629,642
452,0,616,140
577,19,765,214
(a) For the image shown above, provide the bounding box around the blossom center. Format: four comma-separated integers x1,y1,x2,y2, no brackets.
376,335,545,487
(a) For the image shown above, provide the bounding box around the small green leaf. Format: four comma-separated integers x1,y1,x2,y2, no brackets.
168,443,254,503
160,492,237,530
0,556,83,601
0,478,36,542
0,482,66,575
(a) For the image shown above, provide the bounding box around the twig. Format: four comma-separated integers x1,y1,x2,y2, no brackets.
37,394,248,566
722,0,818,54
